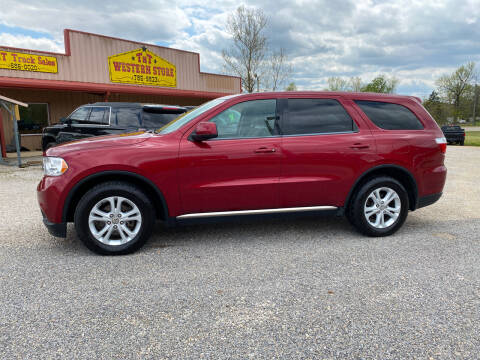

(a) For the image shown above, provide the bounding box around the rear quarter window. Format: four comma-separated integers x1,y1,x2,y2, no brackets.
141,111,180,128
355,101,424,130
115,107,141,127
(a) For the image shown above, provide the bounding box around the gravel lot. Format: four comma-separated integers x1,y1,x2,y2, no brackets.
1,146,479,359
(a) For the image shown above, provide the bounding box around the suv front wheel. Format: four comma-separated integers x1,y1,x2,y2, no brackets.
348,176,409,237
74,181,155,255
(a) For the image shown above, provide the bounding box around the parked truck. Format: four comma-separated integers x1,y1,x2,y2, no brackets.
441,125,465,145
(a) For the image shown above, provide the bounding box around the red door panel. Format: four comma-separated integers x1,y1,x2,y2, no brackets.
279,132,376,207
178,137,281,214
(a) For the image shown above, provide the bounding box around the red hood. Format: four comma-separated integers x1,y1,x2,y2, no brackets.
46,131,153,156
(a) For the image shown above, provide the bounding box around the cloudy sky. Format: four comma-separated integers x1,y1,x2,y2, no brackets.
0,0,479,97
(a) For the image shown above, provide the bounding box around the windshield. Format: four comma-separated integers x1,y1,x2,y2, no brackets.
157,98,227,134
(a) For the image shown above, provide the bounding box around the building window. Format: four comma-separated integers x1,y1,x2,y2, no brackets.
18,103,50,134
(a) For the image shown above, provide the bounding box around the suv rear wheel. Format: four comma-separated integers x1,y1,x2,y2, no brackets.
74,181,155,255
348,176,409,237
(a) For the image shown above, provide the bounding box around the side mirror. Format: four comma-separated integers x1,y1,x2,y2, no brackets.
60,117,69,124
191,122,218,141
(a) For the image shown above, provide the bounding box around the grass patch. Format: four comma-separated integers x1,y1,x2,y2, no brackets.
465,131,480,146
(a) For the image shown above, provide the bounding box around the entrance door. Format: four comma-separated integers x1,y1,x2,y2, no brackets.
178,98,282,215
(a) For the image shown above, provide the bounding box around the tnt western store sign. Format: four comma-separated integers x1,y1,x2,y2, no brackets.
108,47,176,87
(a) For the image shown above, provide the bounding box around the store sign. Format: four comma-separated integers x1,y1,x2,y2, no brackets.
108,48,176,87
0,50,58,73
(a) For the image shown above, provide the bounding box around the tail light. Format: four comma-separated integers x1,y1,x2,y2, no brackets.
435,137,447,154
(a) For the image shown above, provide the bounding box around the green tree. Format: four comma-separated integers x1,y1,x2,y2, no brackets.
436,62,476,120
361,75,398,93
285,82,297,91
423,90,450,124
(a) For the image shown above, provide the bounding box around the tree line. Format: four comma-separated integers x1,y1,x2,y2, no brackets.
324,75,399,93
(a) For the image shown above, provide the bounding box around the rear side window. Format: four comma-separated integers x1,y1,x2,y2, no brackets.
115,108,140,127
282,98,356,135
355,101,424,130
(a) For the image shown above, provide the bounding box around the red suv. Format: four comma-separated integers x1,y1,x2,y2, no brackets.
37,92,447,255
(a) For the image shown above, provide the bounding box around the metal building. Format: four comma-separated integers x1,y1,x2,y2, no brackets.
0,29,241,152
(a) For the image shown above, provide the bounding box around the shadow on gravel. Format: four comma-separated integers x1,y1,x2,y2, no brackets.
40,211,480,256
147,215,355,248
40,215,353,256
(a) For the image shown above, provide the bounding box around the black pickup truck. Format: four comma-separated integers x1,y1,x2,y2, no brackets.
441,125,465,145
42,102,188,150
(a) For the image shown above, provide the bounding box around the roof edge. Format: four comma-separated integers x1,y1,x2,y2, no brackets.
0,76,235,99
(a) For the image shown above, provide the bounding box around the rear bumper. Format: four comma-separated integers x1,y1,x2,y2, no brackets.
445,135,464,142
42,213,67,238
416,192,442,209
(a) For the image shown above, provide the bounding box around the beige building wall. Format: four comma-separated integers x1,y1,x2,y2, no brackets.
0,30,240,94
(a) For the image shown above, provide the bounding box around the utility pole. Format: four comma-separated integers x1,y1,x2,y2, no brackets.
473,81,478,126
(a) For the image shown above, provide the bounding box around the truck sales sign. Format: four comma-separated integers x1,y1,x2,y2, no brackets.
0,50,58,73
108,48,176,87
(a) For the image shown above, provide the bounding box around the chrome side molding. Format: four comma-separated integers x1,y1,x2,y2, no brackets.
176,206,338,219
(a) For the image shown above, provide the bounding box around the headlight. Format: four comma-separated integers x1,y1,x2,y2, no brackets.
43,157,68,176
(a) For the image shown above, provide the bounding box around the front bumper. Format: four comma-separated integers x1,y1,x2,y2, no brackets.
42,213,67,238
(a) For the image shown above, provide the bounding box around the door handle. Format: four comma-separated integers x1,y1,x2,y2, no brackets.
254,147,276,153
350,143,369,150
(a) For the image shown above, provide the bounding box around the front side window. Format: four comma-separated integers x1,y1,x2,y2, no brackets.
158,98,228,134
210,99,278,139
355,101,424,130
69,107,91,123
88,107,110,125
282,98,356,135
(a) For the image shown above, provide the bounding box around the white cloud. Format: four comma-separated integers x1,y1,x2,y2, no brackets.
0,0,192,44
0,33,63,53
0,0,479,95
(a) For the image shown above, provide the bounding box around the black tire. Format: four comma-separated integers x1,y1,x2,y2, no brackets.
74,181,155,255
347,176,409,237
460,140,465,146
